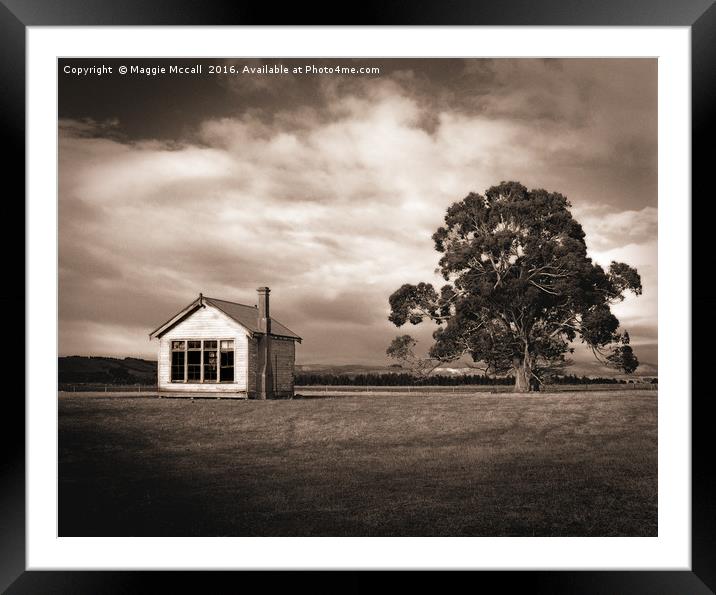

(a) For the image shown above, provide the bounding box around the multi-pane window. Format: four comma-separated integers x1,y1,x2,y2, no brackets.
220,340,234,382
187,340,202,381
171,341,185,381
203,340,218,381
170,339,236,383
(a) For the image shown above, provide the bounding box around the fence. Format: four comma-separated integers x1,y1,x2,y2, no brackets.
295,383,657,394
59,384,158,393
58,382,656,394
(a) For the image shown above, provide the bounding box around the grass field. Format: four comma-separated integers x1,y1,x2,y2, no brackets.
59,390,657,536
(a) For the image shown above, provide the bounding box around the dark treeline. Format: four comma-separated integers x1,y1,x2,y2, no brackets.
551,374,624,385
296,373,510,386
552,374,656,385
294,373,647,386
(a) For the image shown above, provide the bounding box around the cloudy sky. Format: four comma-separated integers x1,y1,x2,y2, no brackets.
58,58,657,370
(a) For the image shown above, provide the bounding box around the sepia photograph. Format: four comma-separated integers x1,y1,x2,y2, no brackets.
58,57,657,537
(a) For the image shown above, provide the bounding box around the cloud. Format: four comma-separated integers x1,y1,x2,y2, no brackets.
575,205,657,252
59,117,122,139
587,239,657,341
59,60,657,365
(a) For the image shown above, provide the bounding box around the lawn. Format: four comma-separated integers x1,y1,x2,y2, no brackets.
58,391,657,536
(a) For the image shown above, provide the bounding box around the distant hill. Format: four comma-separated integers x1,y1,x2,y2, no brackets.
59,354,655,385
557,358,658,379
296,363,403,376
59,356,157,384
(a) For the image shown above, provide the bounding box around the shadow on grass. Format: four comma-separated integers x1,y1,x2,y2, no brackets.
59,394,657,537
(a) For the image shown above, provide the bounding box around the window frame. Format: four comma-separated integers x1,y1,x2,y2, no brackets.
170,340,186,383
219,340,235,383
186,340,203,383
169,338,236,384
202,341,218,383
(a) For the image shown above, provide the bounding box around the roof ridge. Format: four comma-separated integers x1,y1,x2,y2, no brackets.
204,296,257,309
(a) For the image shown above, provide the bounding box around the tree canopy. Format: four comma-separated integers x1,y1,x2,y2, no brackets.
387,181,642,392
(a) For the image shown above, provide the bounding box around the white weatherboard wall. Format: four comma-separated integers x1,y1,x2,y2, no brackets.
157,305,249,392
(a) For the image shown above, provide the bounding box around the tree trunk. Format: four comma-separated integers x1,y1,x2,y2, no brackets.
513,365,530,393
513,356,537,393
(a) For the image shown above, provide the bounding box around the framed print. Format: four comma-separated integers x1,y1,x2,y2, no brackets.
8,0,713,593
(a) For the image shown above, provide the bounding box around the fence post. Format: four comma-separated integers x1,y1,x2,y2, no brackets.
104,385,107,393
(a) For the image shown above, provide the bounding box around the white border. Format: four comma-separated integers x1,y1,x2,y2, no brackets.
27,26,691,570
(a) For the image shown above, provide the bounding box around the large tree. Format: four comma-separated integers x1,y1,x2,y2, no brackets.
388,181,642,392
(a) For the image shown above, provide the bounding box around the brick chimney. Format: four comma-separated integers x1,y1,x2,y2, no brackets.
257,287,273,399
257,287,271,331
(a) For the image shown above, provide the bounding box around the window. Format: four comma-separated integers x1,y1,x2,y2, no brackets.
187,341,202,381
220,340,234,382
203,341,218,382
171,341,185,382
169,339,235,383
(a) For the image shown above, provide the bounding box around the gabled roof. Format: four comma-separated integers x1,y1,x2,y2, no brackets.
204,297,301,341
149,295,302,342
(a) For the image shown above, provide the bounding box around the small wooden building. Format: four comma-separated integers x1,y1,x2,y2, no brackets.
149,287,301,399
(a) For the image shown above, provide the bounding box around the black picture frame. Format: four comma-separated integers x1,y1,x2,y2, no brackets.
7,1,712,593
